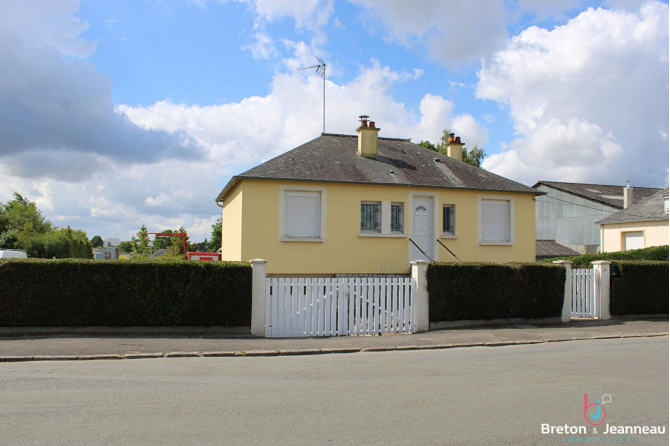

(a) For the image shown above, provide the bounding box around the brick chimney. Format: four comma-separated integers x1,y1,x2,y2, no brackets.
446,133,464,162
623,181,633,208
357,115,380,159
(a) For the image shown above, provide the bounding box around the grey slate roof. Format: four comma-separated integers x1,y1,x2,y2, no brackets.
216,133,539,202
536,240,583,258
533,181,661,209
597,187,669,224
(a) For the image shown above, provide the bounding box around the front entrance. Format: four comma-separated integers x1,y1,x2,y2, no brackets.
412,196,433,261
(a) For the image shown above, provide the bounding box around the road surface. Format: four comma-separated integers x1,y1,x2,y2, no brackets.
1,337,667,445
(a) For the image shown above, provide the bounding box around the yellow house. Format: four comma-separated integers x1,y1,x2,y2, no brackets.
598,187,669,252
216,116,540,274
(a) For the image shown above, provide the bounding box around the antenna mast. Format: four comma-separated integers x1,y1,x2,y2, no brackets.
299,56,326,133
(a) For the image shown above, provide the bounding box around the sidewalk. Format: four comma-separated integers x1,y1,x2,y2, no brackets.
0,318,666,362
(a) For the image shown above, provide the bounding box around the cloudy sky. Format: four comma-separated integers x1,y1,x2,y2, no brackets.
1,0,668,241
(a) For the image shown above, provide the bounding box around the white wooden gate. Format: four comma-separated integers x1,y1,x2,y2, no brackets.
572,268,598,318
265,276,414,337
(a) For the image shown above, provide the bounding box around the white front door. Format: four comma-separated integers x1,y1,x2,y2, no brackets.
412,197,433,261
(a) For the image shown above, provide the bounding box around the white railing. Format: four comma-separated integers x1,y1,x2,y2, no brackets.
264,276,414,337
571,268,598,318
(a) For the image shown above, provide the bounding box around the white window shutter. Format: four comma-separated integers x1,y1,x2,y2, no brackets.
285,192,320,237
481,200,509,241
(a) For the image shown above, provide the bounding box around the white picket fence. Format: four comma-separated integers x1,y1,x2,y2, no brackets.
571,268,598,318
264,276,414,337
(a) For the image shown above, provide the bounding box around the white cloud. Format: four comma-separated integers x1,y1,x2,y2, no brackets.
243,32,277,59
0,2,202,179
0,0,96,58
349,0,508,66
478,2,669,186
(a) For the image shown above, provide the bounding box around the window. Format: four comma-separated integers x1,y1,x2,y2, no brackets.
391,203,404,233
361,202,381,232
480,198,513,243
443,205,455,235
284,191,321,237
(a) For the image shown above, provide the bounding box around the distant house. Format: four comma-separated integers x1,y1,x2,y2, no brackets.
533,181,662,257
597,187,669,252
215,115,541,275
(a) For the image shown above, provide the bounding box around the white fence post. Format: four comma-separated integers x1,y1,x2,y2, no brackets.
592,261,611,320
250,259,268,336
553,260,573,323
411,260,430,333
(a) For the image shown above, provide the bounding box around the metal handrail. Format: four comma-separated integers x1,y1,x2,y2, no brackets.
436,239,462,262
408,238,434,262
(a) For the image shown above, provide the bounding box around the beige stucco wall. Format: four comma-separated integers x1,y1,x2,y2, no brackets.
221,179,537,274
600,220,669,252
221,184,243,261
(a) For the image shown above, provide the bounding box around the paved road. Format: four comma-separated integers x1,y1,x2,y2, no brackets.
1,337,667,445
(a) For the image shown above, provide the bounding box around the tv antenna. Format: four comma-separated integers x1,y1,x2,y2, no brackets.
299,56,326,133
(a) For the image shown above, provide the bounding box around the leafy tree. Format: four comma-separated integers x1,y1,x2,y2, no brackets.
118,241,133,253
0,193,91,258
169,226,196,256
0,193,52,245
207,218,222,252
131,225,151,254
152,229,174,250
419,140,437,152
462,145,485,168
90,235,104,248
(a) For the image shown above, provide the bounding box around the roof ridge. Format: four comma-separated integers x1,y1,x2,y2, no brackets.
537,180,662,190
321,132,411,142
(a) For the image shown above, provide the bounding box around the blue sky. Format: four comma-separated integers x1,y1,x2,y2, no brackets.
0,0,668,241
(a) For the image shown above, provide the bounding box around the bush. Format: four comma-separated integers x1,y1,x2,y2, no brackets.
427,263,565,322
0,259,252,327
543,245,668,267
610,261,668,316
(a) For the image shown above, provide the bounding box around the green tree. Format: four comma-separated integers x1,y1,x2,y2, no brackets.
0,193,92,258
0,193,52,247
169,227,196,256
462,145,485,168
118,241,133,253
207,218,222,252
152,229,174,250
90,235,104,248
418,140,437,152
131,225,151,254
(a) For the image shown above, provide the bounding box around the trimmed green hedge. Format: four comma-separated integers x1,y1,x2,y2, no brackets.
0,259,252,327
427,263,565,322
610,261,669,316
543,245,669,267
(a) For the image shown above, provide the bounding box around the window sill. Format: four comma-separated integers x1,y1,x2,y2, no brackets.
479,240,513,246
441,233,458,239
281,236,324,242
358,232,406,238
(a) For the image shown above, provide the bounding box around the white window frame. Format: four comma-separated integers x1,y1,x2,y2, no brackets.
478,195,514,245
442,204,457,238
279,185,327,242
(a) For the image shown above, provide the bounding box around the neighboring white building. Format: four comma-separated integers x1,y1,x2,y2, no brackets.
533,181,662,256
94,238,120,260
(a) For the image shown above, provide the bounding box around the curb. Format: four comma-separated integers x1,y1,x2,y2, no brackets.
0,332,666,364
